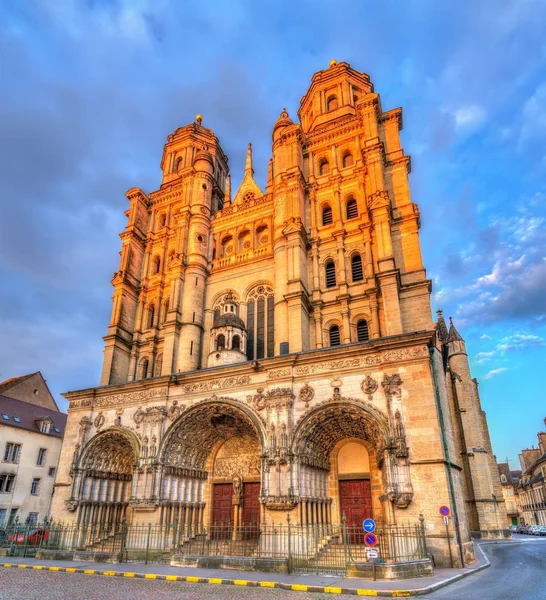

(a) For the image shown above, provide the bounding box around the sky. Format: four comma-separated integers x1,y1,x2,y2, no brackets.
1,0,545,470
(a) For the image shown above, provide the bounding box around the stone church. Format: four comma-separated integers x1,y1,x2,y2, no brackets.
51,60,508,565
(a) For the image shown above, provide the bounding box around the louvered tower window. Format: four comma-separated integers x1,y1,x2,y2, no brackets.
329,325,341,346
346,198,358,219
322,206,333,225
351,254,363,281
357,320,369,342
325,261,336,288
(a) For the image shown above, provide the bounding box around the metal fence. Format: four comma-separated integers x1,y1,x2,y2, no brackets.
0,519,427,575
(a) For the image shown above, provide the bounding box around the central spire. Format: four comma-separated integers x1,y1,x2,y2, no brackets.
245,142,254,175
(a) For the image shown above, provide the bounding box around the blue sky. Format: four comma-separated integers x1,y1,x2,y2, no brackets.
1,0,545,470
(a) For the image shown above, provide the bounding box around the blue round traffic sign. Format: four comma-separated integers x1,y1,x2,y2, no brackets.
363,518,376,533
364,532,377,547
439,505,450,517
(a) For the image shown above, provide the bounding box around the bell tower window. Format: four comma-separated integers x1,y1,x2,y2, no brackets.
327,95,338,112
322,205,333,226
346,198,358,219
246,285,274,360
357,319,369,342
325,260,336,288
342,153,354,168
319,159,330,176
329,325,341,346
351,254,363,281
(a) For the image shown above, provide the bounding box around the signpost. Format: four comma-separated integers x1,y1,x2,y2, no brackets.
363,518,376,533
364,532,377,547
439,506,453,568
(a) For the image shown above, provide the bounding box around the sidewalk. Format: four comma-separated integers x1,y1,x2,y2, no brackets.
0,544,492,597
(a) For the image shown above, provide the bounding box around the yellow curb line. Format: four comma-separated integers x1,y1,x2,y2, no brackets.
0,563,415,597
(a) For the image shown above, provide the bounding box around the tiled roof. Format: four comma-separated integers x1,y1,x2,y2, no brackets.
0,373,37,395
0,395,67,438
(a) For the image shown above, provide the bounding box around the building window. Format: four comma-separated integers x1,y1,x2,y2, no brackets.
346,198,358,219
0,474,16,493
329,325,341,346
27,512,39,526
351,254,363,281
319,159,330,176
216,334,226,350
163,298,170,322
232,335,241,350
1,414,8,420
0,509,6,525
4,443,21,463
31,478,41,495
13,416,20,423
152,255,161,275
139,358,149,380
158,213,166,228
357,319,369,342
246,285,275,360
325,260,336,288
37,448,47,466
327,95,338,111
147,304,155,329
48,467,56,477
342,153,354,168
40,421,50,434
322,206,333,226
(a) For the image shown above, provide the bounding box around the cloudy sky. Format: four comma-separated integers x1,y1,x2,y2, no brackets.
1,0,545,469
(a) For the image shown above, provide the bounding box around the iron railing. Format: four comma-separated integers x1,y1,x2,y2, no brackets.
0,518,427,575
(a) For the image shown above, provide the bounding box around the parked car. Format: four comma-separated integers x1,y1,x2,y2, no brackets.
516,525,526,533
509,525,518,533
527,525,540,535
7,528,49,545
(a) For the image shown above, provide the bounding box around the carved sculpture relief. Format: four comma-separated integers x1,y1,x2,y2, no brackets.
299,384,315,408
133,405,167,428
94,412,106,429
361,375,378,400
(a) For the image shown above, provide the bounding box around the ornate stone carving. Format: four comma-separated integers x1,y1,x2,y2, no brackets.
133,405,167,427
361,375,378,400
299,384,315,408
94,387,168,408
181,375,251,394
261,495,299,510
69,398,93,409
247,387,294,411
381,347,427,363
167,400,183,421
392,410,408,458
82,432,134,476
64,499,79,512
267,367,291,380
94,412,105,429
79,416,92,435
382,373,403,399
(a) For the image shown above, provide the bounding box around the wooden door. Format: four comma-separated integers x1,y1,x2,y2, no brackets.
242,482,260,524
339,479,372,527
212,483,233,527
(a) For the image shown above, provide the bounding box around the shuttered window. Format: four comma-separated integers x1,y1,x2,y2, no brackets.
357,320,369,342
351,254,363,281
322,206,333,225
325,261,336,288
346,198,358,219
329,325,341,346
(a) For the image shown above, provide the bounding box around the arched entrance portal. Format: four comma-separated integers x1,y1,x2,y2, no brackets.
76,430,136,528
161,401,264,533
293,403,389,526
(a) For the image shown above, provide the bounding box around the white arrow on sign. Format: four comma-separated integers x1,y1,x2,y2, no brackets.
366,550,379,559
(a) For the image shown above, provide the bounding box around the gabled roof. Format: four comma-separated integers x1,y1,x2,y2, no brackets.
0,373,37,395
232,143,263,205
0,395,67,438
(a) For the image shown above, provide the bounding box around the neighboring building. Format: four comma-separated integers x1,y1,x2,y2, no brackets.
0,373,67,526
497,462,518,526
51,60,508,567
517,420,546,526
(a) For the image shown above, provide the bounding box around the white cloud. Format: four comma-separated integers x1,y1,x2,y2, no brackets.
483,367,508,379
452,105,486,130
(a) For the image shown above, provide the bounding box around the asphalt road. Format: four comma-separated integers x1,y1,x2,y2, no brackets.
428,537,546,600
0,537,544,599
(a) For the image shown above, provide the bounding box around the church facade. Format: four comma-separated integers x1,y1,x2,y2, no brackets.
51,61,508,566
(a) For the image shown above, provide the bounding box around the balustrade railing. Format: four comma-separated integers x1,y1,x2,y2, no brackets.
0,517,428,575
